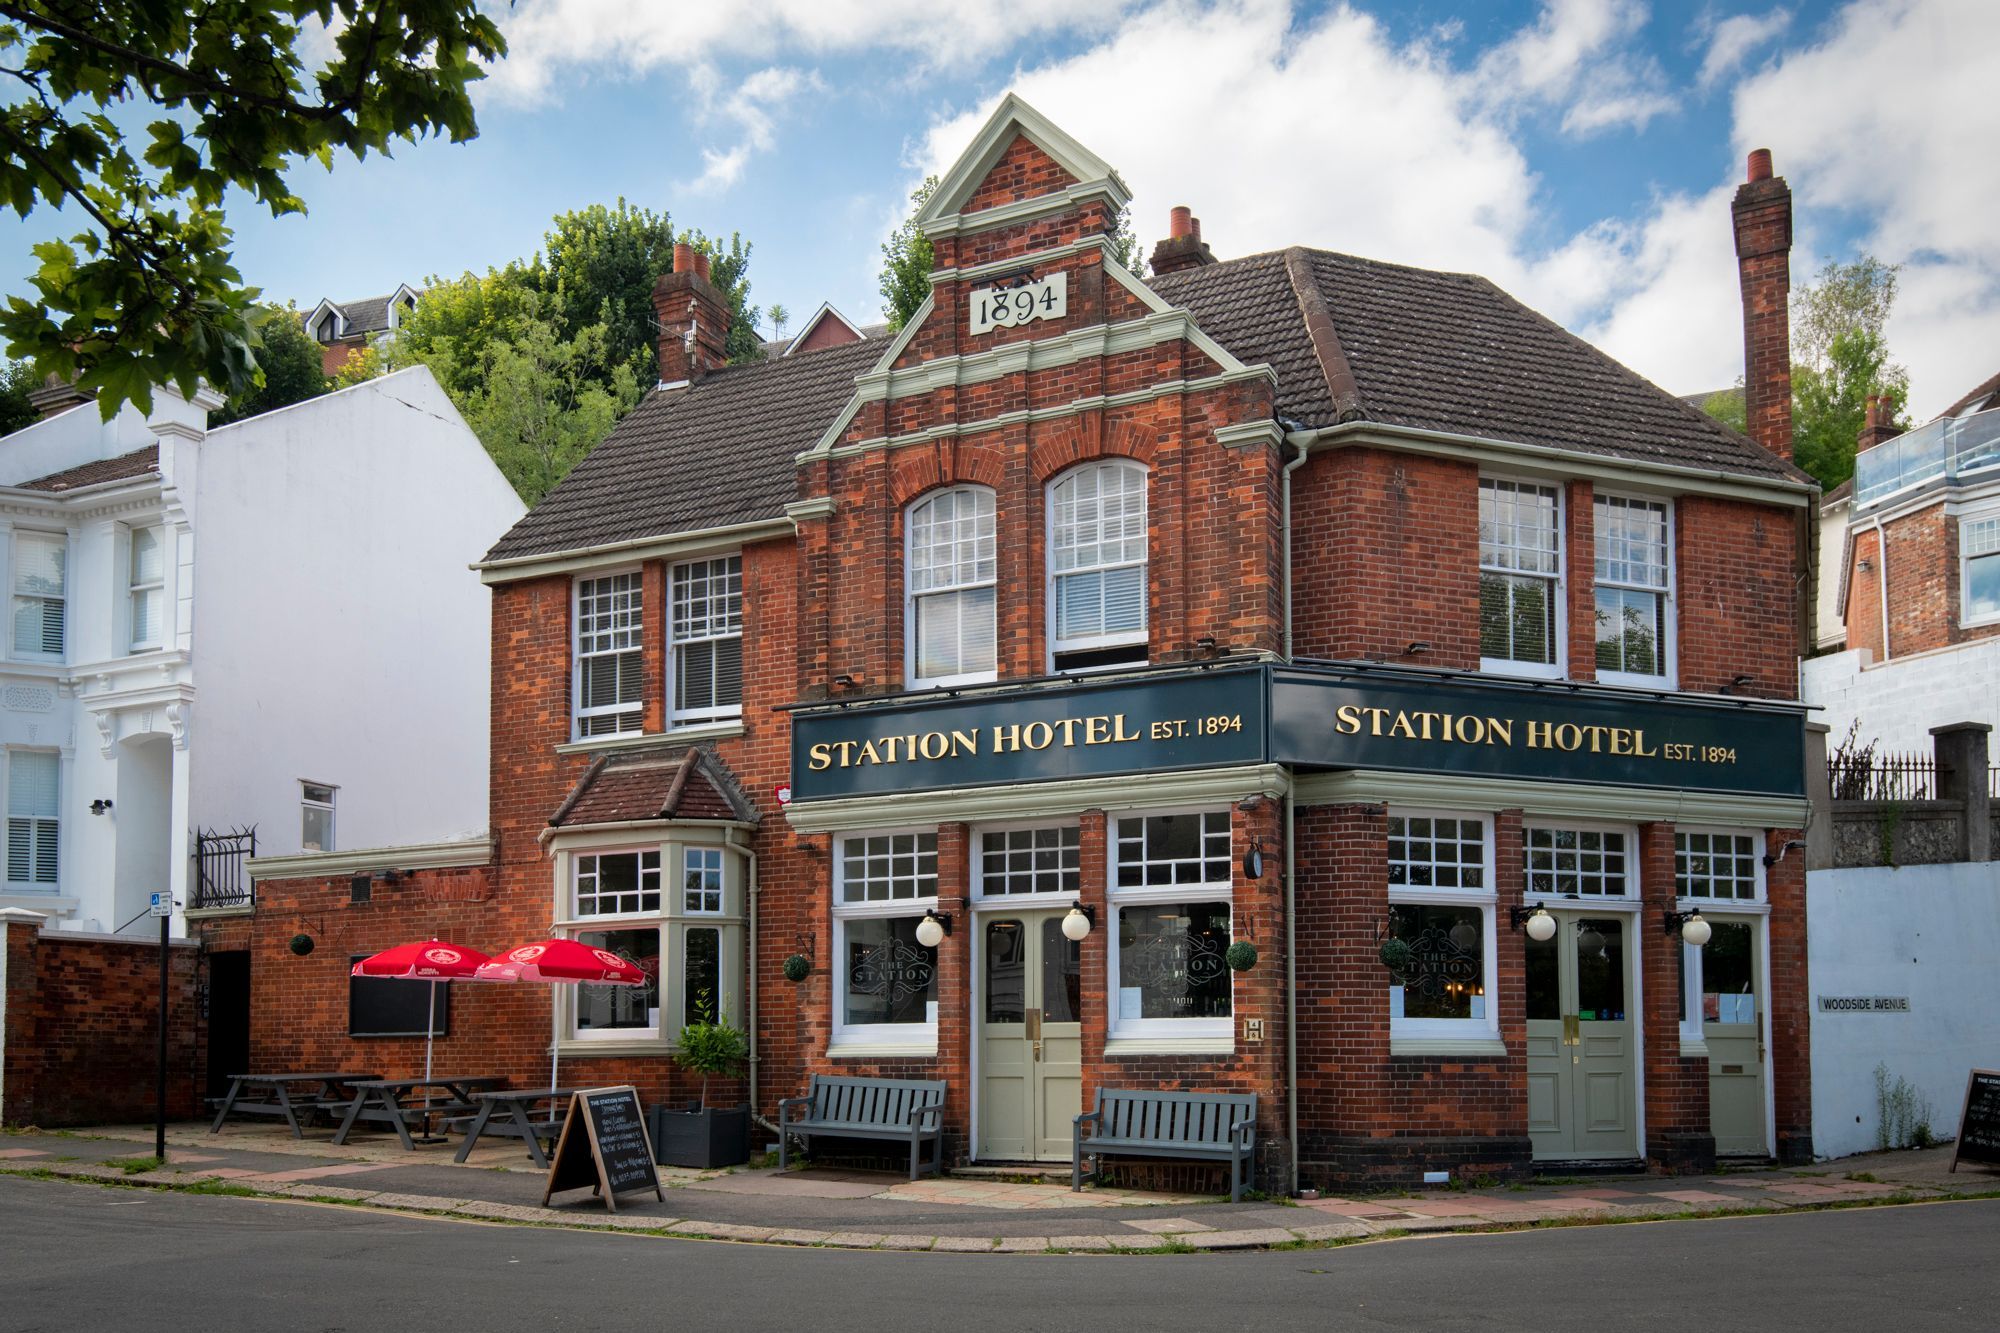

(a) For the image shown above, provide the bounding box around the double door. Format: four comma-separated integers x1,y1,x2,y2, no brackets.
978,911,1082,1161
1526,912,1639,1160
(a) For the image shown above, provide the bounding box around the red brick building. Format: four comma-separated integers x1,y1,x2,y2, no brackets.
201,98,1817,1188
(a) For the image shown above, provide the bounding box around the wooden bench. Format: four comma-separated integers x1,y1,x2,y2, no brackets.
776,1075,947,1181
1073,1088,1259,1202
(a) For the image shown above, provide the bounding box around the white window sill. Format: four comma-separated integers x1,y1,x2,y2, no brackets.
827,1039,938,1059
1389,1035,1508,1058
1597,669,1674,690
556,720,743,756
557,1037,666,1057
1678,1038,1711,1059
1479,660,1564,681
1103,1036,1235,1057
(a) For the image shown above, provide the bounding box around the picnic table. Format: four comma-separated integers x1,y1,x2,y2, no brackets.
209,1072,382,1138
330,1076,509,1150
451,1088,586,1168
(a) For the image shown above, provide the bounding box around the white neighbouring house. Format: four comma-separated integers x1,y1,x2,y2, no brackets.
0,367,522,935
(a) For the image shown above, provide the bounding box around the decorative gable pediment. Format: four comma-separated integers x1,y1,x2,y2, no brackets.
915,93,1130,238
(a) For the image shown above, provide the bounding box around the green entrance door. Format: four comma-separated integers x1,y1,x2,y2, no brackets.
1700,919,1767,1156
1526,913,1640,1161
978,912,1083,1161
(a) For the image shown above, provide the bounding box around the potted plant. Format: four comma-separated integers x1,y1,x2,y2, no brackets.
649,1011,752,1169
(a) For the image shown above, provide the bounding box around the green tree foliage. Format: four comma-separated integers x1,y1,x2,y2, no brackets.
879,177,1147,330
208,304,327,426
0,2,504,420
1698,255,1910,491
0,358,38,435
768,303,790,342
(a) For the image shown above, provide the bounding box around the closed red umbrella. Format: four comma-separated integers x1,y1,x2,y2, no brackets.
350,939,491,1084
473,939,648,1093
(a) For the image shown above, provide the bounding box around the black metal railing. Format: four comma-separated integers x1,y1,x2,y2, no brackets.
1827,750,1939,802
192,826,257,909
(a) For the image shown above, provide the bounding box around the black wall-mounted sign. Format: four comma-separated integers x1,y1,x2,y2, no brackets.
1951,1069,2000,1173
541,1085,663,1211
1269,667,1806,798
790,665,1267,802
788,663,1807,803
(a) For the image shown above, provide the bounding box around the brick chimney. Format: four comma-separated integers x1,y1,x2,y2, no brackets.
1150,205,1216,275
1732,148,1794,461
1857,393,1903,454
26,372,91,421
652,241,731,387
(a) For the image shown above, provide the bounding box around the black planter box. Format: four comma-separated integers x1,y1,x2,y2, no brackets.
649,1103,751,1169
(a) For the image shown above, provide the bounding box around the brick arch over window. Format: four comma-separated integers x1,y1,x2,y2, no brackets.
1030,415,1156,483
888,441,1010,508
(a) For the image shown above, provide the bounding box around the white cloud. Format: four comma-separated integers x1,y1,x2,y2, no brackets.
678,65,825,195
1471,0,1677,135
1694,7,1793,91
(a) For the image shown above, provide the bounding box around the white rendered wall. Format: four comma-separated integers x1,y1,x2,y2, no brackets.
1815,504,1849,651
1801,640,2000,753
1808,862,2000,1160
188,366,521,858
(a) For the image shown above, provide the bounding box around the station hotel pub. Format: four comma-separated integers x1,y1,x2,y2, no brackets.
200,98,1818,1190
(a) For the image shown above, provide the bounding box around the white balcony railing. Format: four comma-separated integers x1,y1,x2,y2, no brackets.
1853,403,2000,507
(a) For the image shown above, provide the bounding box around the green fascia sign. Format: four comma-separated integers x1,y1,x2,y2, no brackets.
788,662,1806,803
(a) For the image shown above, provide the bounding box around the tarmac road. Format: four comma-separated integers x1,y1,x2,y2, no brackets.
3,1174,1996,1331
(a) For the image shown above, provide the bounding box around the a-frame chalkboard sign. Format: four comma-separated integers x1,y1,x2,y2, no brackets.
1949,1068,2000,1174
541,1085,664,1211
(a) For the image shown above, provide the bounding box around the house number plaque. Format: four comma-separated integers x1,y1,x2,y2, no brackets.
969,271,1067,335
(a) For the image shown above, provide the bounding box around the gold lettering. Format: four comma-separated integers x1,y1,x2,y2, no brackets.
1453,714,1486,745
1335,704,1363,735
950,728,980,757
808,743,833,771
858,739,884,765
878,737,899,764
1055,717,1081,747
1526,720,1554,749
1388,711,1417,739
1487,718,1514,747
1609,728,1634,757
1114,714,1141,741
918,731,948,760
1085,716,1111,745
1023,721,1054,750
1632,728,1658,757
1418,712,1436,741
834,740,858,767
993,723,1023,753
1365,707,1390,736
1553,723,1583,752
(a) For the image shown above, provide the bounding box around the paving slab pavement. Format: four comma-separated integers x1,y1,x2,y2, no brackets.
5,1123,1997,1254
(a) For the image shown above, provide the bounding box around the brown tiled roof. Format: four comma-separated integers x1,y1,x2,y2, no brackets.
484,338,879,562
548,746,759,829
1149,248,1810,484
14,445,160,492
1939,369,2000,420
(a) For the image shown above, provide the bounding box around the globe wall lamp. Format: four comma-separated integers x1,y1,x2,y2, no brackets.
1061,901,1097,942
915,909,954,948
1664,908,1712,947
1509,903,1557,942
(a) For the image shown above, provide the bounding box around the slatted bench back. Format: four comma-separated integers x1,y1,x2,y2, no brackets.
808,1075,947,1126
1098,1089,1257,1146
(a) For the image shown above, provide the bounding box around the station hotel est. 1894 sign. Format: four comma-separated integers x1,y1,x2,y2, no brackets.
789,662,1807,802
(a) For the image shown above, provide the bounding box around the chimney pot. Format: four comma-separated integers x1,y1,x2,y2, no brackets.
1747,148,1773,182
694,251,711,283
1169,206,1193,240
673,241,696,275
1191,216,1203,242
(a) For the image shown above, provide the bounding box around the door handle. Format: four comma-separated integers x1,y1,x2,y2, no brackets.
1025,1010,1042,1042
1562,1014,1580,1046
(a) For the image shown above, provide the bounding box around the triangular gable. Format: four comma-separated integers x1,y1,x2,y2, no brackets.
783,302,866,357
915,92,1129,231
303,298,345,341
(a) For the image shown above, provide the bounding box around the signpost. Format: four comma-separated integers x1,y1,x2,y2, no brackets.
541,1086,663,1211
150,892,173,1161
1949,1068,2000,1173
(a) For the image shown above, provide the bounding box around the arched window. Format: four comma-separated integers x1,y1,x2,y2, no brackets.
906,486,996,685
1048,461,1148,670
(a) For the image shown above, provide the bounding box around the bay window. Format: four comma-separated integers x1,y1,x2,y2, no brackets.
906,487,996,686
573,572,642,739
832,830,939,1047
669,555,743,723
1049,461,1148,671
562,841,743,1044
1594,494,1672,683
1108,811,1232,1043
1385,812,1497,1041
1479,478,1561,676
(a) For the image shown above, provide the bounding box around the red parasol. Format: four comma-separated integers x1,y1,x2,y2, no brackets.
350,939,491,1085
472,939,648,1092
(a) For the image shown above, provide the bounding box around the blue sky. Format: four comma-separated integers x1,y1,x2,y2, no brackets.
5,1,1995,414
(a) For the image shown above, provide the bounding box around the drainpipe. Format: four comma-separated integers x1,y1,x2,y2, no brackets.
1279,425,1309,1195
734,832,777,1135
1871,513,1891,664
1281,428,1311,660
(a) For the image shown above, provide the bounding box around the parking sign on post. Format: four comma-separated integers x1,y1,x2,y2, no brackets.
150,892,172,918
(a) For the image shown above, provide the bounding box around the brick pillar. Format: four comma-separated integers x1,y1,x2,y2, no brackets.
1638,823,1714,1173
1075,810,1109,1119
1766,827,1813,1163
1732,148,1795,462
641,560,667,733
0,910,47,1125
1565,479,1596,680
933,823,973,1164
1929,722,1993,863
1232,796,1289,1189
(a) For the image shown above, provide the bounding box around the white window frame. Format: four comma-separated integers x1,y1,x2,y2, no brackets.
1960,510,2000,629
681,845,724,915
1673,827,1765,905
1592,493,1675,687
300,781,336,854
1386,809,1499,1042
667,554,743,725
560,841,666,1043
1047,460,1150,670
1478,476,1565,679
572,568,644,740
4,748,60,890
831,828,940,1050
574,847,663,917
1522,821,1638,900
10,529,68,662
1672,835,1771,1050
127,523,166,653
905,486,998,688
971,820,1082,905
1106,808,1234,1043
